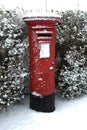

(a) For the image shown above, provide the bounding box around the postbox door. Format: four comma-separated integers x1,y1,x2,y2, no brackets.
30,29,56,96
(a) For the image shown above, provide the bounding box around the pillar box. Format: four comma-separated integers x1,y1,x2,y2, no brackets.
23,13,58,112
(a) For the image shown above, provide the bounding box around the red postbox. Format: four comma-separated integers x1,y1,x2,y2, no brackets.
23,13,58,112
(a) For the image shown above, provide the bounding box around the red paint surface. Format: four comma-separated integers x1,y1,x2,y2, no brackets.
23,17,58,96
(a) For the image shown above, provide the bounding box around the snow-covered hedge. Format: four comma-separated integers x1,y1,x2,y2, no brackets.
56,10,87,99
0,8,29,110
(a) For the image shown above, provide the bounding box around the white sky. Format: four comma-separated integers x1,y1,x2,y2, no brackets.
0,0,87,11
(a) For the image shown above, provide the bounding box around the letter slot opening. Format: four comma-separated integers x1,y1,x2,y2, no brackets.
37,33,52,38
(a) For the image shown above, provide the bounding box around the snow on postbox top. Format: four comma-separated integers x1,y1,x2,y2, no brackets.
23,12,59,27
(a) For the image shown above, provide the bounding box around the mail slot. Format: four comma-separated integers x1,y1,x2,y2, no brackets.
23,14,58,112
37,33,52,38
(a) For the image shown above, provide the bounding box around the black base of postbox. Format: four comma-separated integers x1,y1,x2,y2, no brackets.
30,93,55,112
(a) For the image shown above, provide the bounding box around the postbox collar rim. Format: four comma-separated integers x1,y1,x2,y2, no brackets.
23,16,59,21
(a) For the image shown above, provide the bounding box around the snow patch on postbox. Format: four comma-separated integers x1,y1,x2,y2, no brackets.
32,91,43,97
38,78,43,81
49,66,53,70
23,12,59,21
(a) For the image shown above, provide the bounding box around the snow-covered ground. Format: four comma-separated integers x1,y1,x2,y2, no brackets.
0,95,87,130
